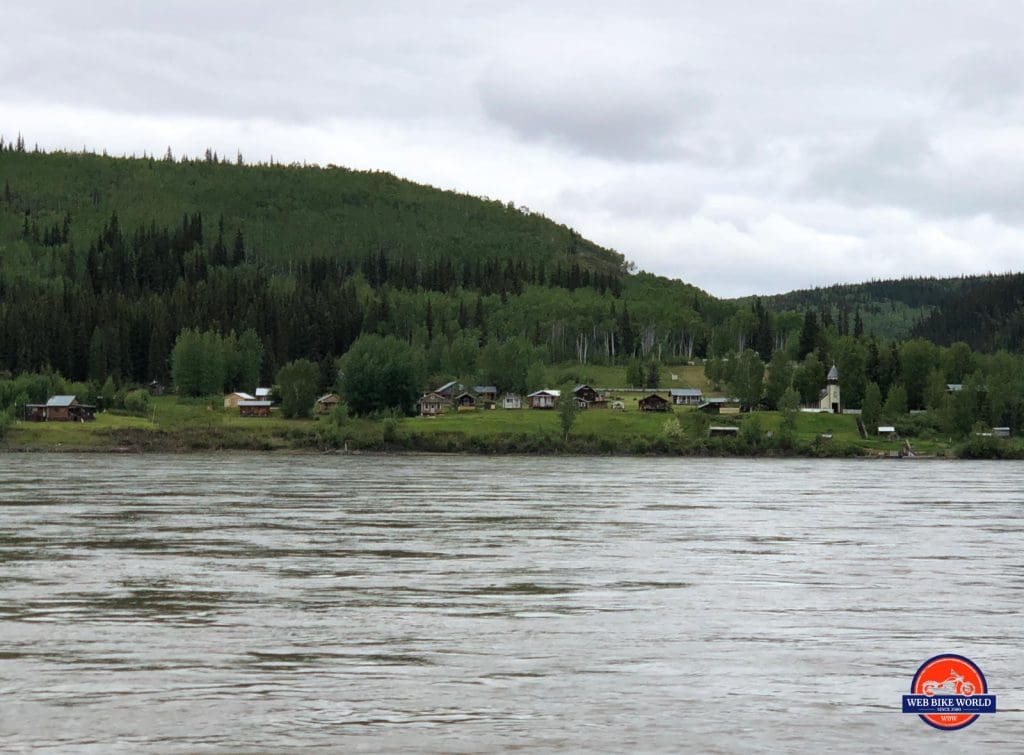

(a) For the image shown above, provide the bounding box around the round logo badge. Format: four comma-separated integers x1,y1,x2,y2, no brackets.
907,654,991,730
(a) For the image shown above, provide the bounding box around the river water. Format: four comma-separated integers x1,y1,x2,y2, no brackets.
0,454,1021,752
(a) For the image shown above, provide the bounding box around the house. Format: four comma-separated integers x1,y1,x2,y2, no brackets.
473,385,498,404
573,384,607,409
147,380,166,397
419,392,447,416
697,397,743,414
709,426,739,437
670,388,703,406
878,425,898,439
638,393,670,412
501,392,522,410
946,383,963,393
316,393,340,414
435,380,462,403
238,400,272,417
455,392,477,411
224,391,255,409
255,387,272,400
993,427,1011,438
24,395,96,422
527,389,561,409
818,364,841,413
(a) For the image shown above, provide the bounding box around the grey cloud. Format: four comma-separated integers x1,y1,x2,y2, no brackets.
945,50,1024,112
477,64,712,162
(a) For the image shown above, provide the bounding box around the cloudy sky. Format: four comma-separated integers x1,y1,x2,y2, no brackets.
4,2,1024,297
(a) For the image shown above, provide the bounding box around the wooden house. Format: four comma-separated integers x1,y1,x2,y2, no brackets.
527,389,561,409
224,391,255,409
573,384,607,409
419,392,447,416
25,395,97,422
238,400,272,417
473,385,498,404
455,392,477,411
502,393,522,409
670,388,703,406
316,393,340,414
697,398,743,414
638,393,670,412
255,387,272,400
435,380,461,404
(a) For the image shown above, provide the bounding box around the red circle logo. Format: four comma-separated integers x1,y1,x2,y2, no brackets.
910,654,987,730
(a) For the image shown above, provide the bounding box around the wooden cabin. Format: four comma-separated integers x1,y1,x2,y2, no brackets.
473,385,498,404
25,395,97,422
224,391,255,409
435,380,461,404
419,392,447,416
573,384,607,409
455,392,477,411
638,393,670,412
670,388,703,405
527,389,561,409
255,387,272,400
501,392,522,409
238,400,272,417
316,393,340,414
697,398,743,414
147,380,166,397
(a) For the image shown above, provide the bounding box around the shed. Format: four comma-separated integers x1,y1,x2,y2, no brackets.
42,395,96,422
224,391,256,409
877,425,898,439
670,388,703,405
473,385,498,403
709,426,739,437
238,400,272,417
255,387,272,400
455,392,477,411
993,427,1011,438
419,392,447,416
638,393,670,412
316,393,340,414
501,393,522,410
946,383,963,393
573,384,607,408
435,380,462,402
527,389,561,409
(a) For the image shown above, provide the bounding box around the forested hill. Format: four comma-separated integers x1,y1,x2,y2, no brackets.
912,273,1024,351
747,275,1006,340
0,143,726,386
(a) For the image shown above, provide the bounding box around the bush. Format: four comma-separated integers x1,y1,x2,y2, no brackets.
123,389,151,416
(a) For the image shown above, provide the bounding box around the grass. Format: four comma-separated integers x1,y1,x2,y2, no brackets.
542,363,715,393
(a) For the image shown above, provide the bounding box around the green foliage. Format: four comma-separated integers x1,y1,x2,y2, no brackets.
339,334,423,416
793,353,826,405
899,339,937,409
763,350,793,410
276,359,320,419
779,386,800,443
478,337,537,394
122,389,151,416
645,360,661,388
728,349,764,409
626,358,645,388
861,382,882,431
882,384,908,419
557,385,578,439
525,362,547,392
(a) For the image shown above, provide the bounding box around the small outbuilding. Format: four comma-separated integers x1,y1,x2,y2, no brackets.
638,393,670,412
709,426,739,437
316,393,340,414
435,380,462,403
224,391,256,409
255,387,272,400
573,384,608,409
527,389,561,409
501,392,522,410
147,380,166,397
238,400,272,417
993,427,1011,438
455,392,477,411
878,425,898,440
473,385,498,404
419,392,447,416
24,395,96,422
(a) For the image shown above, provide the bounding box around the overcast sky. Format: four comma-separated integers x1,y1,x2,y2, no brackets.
4,2,1024,297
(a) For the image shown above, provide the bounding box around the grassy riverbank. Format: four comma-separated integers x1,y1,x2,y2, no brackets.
4,395,1017,458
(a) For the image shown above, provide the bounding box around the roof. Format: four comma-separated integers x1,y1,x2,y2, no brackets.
878,425,896,433
46,395,77,407
473,385,497,394
670,388,702,397
229,392,255,400
573,384,593,393
455,391,476,400
947,383,963,392
709,426,739,433
436,380,458,393
827,364,840,381
317,393,339,403
255,387,271,397
420,392,446,401
528,389,561,397
238,400,272,407
640,393,668,401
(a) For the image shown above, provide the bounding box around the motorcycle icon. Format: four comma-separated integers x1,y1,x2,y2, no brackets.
923,670,976,697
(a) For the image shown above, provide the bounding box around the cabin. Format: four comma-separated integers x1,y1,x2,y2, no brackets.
255,387,272,400
473,385,498,404
316,393,340,414
238,400,272,417
501,392,522,410
993,427,1011,438
638,393,670,412
670,388,703,406
697,398,743,414
818,364,841,413
946,383,963,393
147,380,166,397
709,426,739,437
878,425,898,440
527,389,561,409
573,384,607,409
455,392,477,411
419,392,447,416
224,391,255,409
24,395,96,422
435,380,462,404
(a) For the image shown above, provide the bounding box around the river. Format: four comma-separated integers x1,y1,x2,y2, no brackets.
0,454,1021,752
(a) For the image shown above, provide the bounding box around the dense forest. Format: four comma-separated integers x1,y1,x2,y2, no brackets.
1,138,1023,437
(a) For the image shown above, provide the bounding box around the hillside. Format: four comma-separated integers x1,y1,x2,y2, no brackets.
912,273,1024,351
